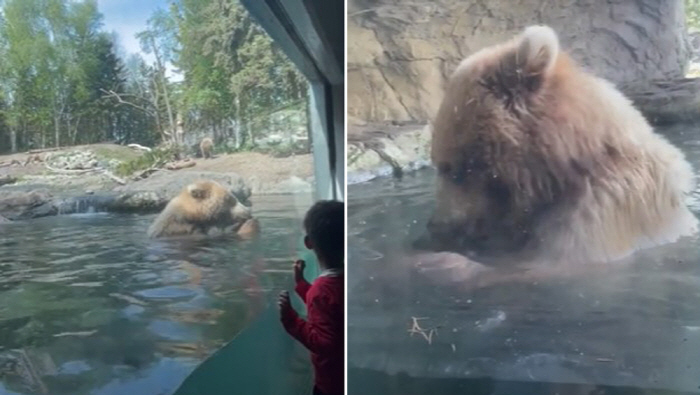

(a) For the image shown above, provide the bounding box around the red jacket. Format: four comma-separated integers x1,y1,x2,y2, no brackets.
281,271,344,395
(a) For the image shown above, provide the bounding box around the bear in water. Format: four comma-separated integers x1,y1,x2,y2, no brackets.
200,137,214,159
417,25,698,264
147,179,259,239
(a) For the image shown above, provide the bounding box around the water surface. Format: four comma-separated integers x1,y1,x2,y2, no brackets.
347,125,700,394
0,195,309,395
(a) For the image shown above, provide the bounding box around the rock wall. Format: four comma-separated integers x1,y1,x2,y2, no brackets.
348,0,691,124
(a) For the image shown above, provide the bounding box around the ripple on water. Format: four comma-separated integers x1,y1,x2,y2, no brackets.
122,305,146,319
134,285,202,301
0,198,306,395
147,320,199,342
58,360,93,375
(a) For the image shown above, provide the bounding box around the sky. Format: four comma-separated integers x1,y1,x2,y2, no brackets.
96,0,182,80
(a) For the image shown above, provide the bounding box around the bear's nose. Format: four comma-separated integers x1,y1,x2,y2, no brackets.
426,217,447,234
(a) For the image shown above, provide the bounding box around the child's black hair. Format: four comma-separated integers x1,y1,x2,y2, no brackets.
303,200,345,269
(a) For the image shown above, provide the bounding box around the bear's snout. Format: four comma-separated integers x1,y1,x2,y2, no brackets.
231,201,253,221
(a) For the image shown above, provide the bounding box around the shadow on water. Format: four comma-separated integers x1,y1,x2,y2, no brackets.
347,125,700,395
0,195,305,395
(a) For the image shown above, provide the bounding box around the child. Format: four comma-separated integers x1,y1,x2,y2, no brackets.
278,200,344,395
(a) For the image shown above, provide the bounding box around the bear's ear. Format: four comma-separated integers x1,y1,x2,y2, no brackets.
187,184,209,200
515,25,559,81
483,25,560,107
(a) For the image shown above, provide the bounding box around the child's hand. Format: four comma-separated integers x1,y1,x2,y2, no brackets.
277,291,292,315
293,259,306,283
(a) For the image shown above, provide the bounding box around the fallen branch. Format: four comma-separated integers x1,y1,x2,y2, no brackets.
102,170,127,185
127,143,152,152
165,159,196,170
23,154,43,167
44,162,97,174
28,147,63,154
132,166,161,180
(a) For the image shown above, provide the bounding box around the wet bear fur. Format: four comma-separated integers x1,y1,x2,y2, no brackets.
421,25,698,263
147,179,259,238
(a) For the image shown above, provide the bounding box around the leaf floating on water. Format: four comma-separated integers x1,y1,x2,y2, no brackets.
53,330,97,338
109,293,147,306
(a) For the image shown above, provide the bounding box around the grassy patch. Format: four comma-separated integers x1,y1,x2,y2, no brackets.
91,144,142,163
115,146,180,177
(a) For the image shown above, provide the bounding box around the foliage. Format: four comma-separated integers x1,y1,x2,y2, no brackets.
687,0,700,32
0,0,309,157
0,0,128,153
172,0,308,149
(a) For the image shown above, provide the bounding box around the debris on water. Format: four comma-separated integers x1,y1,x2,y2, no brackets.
109,293,147,306
407,316,438,345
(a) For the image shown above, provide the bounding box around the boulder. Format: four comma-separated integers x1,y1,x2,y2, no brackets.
623,78,700,125
347,124,432,184
0,175,17,187
0,190,56,220
348,0,690,123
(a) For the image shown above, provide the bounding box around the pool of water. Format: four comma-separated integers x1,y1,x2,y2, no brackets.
347,125,700,394
0,195,310,395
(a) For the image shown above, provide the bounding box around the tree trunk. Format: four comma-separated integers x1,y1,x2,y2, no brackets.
10,127,17,153
54,114,60,148
150,36,177,145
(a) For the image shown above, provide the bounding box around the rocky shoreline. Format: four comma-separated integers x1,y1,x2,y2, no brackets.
347,123,432,185
0,146,314,221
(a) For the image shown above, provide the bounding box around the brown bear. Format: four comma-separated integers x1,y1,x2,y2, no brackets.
200,137,214,159
147,179,259,238
419,25,698,264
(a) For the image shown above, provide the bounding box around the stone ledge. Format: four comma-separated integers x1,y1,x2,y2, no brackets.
623,78,700,126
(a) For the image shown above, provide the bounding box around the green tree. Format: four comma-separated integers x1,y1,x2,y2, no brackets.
687,0,700,31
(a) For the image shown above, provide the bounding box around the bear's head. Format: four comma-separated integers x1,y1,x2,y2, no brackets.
419,25,595,258
184,180,252,228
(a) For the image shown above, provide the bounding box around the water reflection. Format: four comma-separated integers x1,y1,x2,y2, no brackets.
347,125,700,394
0,195,301,395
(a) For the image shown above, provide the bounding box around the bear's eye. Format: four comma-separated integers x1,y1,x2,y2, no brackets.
437,162,452,176
438,162,469,185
